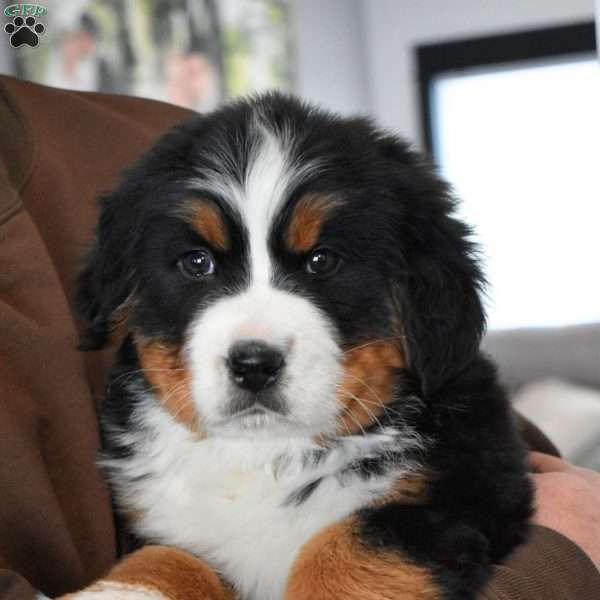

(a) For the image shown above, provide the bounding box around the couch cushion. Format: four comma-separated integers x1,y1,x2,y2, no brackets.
513,378,600,469
482,323,600,391
0,75,191,596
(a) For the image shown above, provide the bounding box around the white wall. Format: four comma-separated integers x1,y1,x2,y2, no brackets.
290,0,595,143
289,0,370,116
362,0,596,145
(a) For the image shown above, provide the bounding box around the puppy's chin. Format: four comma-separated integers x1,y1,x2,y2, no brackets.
206,406,330,440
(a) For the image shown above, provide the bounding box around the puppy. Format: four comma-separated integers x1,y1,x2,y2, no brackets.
72,93,532,600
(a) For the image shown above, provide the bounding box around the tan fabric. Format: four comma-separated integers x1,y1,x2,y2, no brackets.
482,526,600,599
0,76,598,599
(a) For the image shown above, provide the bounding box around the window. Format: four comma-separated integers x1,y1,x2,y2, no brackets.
417,23,599,330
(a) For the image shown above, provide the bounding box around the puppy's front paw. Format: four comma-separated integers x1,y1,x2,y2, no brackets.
56,546,233,600
61,582,167,599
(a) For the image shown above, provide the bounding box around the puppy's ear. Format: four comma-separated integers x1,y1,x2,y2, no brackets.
381,138,486,394
398,212,486,395
75,192,137,351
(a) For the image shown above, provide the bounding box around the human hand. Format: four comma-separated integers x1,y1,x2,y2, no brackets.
530,451,600,567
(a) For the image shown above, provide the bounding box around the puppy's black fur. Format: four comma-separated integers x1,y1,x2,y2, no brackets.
77,93,532,599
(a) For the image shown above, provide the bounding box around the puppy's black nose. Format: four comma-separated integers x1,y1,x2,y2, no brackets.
227,341,285,393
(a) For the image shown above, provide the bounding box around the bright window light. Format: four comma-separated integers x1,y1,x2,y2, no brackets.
432,57,600,330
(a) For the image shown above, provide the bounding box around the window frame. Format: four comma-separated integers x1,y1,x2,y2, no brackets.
416,22,597,155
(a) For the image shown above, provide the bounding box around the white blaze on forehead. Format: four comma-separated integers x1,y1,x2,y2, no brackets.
190,123,296,286
242,127,292,285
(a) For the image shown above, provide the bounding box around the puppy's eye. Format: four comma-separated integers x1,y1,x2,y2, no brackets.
177,249,216,279
305,248,340,276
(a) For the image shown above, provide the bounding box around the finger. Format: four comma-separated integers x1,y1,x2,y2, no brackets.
528,451,571,474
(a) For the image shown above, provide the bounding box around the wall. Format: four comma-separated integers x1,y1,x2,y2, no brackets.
362,0,596,145
289,0,370,116
597,0,600,53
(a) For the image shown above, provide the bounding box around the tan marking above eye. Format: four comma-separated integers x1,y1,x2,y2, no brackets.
287,194,338,253
180,199,229,250
134,335,201,434
336,340,405,435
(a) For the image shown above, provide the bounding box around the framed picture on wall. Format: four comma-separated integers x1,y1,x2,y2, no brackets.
2,0,294,110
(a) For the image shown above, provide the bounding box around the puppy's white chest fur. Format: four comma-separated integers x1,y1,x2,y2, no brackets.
107,403,418,600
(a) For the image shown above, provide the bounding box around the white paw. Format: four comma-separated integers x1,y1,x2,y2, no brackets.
65,582,166,599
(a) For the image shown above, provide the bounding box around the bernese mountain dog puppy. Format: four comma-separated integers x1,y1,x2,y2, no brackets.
73,93,532,600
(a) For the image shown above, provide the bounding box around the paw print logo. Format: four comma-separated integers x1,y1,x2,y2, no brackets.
4,16,45,48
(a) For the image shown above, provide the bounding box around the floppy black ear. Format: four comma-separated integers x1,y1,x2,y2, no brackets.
75,192,137,351
380,137,486,395
398,211,486,395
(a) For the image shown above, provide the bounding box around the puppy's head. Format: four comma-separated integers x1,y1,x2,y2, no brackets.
77,93,484,439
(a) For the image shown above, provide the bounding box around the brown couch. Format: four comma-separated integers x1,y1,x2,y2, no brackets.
0,75,598,599
0,75,191,597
